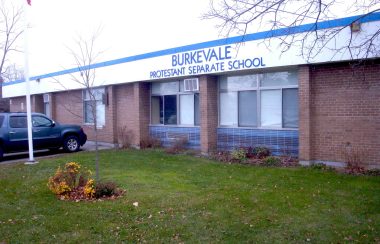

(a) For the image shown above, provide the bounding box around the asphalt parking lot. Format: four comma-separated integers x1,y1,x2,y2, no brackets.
0,141,115,165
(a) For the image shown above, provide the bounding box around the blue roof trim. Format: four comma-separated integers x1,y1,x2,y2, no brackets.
4,12,380,87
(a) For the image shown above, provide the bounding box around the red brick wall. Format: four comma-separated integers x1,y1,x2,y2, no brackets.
106,86,118,144
200,75,218,153
54,89,116,144
7,61,380,167
54,90,83,125
309,60,380,167
10,95,44,113
32,95,44,114
115,83,135,144
50,93,57,119
0,99,9,112
115,82,150,146
10,96,26,112
299,66,311,162
0,84,9,112
134,82,151,145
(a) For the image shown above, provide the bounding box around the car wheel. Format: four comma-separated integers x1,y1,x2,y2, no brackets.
63,135,80,152
0,146,3,161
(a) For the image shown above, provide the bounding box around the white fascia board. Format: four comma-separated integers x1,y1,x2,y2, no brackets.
3,13,380,98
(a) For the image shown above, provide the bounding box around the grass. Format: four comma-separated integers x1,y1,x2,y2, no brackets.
0,149,379,243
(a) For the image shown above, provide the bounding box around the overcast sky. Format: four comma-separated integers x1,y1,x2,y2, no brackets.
14,0,378,77
15,0,220,76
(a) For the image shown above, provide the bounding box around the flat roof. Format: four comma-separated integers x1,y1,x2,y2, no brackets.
3,12,380,88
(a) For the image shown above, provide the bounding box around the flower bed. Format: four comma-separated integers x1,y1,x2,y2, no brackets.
48,162,124,201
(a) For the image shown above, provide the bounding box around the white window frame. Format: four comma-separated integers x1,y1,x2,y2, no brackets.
83,87,106,127
218,70,299,129
150,80,200,126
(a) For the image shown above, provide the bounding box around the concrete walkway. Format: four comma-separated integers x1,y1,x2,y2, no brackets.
0,141,116,165
81,141,116,151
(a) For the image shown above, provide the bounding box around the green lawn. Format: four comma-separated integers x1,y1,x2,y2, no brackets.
0,149,379,243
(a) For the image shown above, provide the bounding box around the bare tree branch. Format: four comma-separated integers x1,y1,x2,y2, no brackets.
0,0,23,82
203,0,380,62
60,27,105,181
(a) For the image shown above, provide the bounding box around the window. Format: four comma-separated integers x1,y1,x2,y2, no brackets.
152,81,178,94
83,88,105,127
194,93,200,125
219,71,298,128
283,88,299,128
260,72,298,87
43,94,51,118
151,95,178,125
220,92,237,126
32,116,53,127
239,91,257,127
180,94,193,124
10,116,27,128
220,74,258,90
164,95,177,125
151,96,163,124
151,81,199,126
261,90,282,127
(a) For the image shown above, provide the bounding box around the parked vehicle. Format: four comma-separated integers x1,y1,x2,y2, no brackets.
0,112,87,160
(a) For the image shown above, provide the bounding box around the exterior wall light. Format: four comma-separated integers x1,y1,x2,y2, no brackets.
350,21,361,32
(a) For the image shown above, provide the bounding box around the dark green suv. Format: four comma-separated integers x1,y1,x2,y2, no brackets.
0,113,87,160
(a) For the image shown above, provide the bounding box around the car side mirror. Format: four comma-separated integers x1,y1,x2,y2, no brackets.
51,121,56,127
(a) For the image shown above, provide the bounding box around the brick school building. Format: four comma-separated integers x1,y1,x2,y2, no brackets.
3,13,380,168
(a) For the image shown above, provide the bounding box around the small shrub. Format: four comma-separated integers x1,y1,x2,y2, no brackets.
342,143,367,174
95,181,120,198
84,179,96,198
345,165,366,175
365,168,380,176
253,146,271,159
230,148,247,162
140,137,161,149
244,146,255,158
210,151,231,162
310,163,327,170
279,156,299,167
262,156,281,166
48,162,123,200
48,162,93,200
310,163,335,172
118,126,135,149
182,149,200,156
165,138,188,154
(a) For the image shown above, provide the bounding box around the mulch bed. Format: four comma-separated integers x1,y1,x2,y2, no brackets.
58,187,125,202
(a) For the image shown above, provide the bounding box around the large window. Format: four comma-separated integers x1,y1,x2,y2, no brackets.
219,71,298,128
9,116,27,128
151,81,200,126
83,88,106,127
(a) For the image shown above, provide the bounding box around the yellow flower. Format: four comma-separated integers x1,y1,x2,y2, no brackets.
65,162,80,173
84,179,95,198
58,181,71,195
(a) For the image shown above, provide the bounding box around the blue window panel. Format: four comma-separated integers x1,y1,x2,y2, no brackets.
149,126,200,150
217,128,299,156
